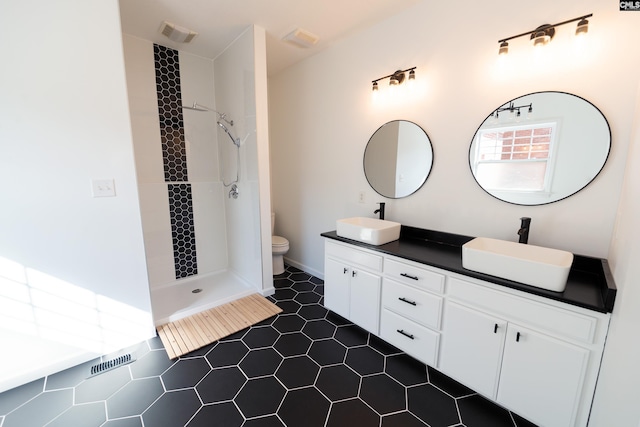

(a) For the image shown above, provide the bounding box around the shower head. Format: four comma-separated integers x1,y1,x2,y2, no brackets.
217,121,241,147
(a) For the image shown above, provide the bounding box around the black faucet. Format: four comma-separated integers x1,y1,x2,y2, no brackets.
518,217,531,244
374,202,385,220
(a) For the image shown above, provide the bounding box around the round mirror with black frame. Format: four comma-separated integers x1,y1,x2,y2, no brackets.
469,91,611,206
364,120,434,199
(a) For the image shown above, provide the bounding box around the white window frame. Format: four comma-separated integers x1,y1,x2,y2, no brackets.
472,122,558,195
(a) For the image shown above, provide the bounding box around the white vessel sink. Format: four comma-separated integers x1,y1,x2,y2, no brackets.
462,237,574,292
336,217,401,246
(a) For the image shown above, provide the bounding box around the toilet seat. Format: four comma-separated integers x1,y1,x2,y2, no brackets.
272,236,289,247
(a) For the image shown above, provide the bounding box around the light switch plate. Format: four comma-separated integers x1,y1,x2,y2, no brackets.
91,179,116,197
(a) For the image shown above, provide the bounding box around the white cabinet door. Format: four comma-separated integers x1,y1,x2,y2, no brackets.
439,302,507,399
350,268,382,334
498,324,589,427
324,258,350,320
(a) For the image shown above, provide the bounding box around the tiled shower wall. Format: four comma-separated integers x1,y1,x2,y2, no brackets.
123,35,228,288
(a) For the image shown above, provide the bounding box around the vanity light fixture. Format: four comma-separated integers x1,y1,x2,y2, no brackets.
371,67,416,91
490,101,533,123
497,13,592,55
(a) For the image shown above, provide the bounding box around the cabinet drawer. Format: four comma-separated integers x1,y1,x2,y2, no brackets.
382,279,443,330
448,277,598,344
326,241,383,272
380,309,440,366
384,258,445,294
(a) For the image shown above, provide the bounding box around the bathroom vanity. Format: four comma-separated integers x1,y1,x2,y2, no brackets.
322,226,615,427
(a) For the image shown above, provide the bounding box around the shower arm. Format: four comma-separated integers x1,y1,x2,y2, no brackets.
183,102,233,126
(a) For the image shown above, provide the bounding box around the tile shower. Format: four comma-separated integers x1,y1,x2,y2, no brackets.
123,29,268,326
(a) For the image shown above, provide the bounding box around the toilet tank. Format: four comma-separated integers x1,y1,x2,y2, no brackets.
271,212,275,236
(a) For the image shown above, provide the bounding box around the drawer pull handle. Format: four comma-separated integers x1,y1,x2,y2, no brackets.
352,270,357,278
516,332,521,342
397,329,415,340
343,268,348,274
398,297,417,306
494,323,498,333
400,273,419,281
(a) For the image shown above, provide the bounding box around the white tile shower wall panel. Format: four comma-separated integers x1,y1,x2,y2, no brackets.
122,35,165,184
192,181,228,274
138,183,175,287
179,51,219,183
226,180,262,287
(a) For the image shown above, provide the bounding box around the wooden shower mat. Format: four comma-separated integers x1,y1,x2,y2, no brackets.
157,293,282,359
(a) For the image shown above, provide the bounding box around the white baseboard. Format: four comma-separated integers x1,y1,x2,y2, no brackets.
283,257,324,280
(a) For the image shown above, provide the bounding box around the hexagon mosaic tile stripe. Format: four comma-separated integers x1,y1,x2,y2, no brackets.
0,265,539,427
168,183,198,278
153,43,188,183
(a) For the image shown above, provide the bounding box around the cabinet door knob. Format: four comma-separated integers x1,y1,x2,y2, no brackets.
397,329,415,340
400,273,419,281
516,332,521,342
398,297,417,306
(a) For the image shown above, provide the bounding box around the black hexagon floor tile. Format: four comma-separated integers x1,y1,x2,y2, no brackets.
274,332,312,357
302,319,336,339
386,353,428,386
345,346,385,376
196,366,246,403
275,356,320,389
142,389,201,427
360,373,407,415
206,341,249,367
315,365,360,401
308,339,347,366
186,402,244,427
334,324,369,347
298,304,329,320
242,415,285,426
274,299,302,314
278,387,330,427
106,377,164,418
458,394,518,427
161,358,210,391
272,313,306,333
0,264,530,427
427,365,475,398
408,384,461,427
382,411,429,427
242,325,281,349
239,348,283,378
235,377,286,418
327,398,380,427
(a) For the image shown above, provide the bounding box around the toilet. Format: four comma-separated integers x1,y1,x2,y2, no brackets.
271,213,289,275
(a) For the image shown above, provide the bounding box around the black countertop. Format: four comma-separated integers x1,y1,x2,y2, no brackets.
321,225,616,313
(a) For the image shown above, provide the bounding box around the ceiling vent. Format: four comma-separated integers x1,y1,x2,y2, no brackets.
282,28,319,48
159,21,198,43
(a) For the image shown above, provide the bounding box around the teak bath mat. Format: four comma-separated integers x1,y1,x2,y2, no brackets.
157,293,282,359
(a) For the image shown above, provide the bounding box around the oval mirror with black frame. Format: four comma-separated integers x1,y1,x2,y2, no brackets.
364,120,434,199
469,91,611,206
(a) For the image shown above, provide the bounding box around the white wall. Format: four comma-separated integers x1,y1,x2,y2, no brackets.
589,80,640,426
268,1,640,424
0,0,155,392
214,26,273,291
269,0,640,275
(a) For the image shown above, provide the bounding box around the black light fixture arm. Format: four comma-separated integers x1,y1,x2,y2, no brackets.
372,67,416,85
498,13,592,43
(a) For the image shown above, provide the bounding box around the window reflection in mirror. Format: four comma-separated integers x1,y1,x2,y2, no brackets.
469,92,610,205
364,120,433,199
